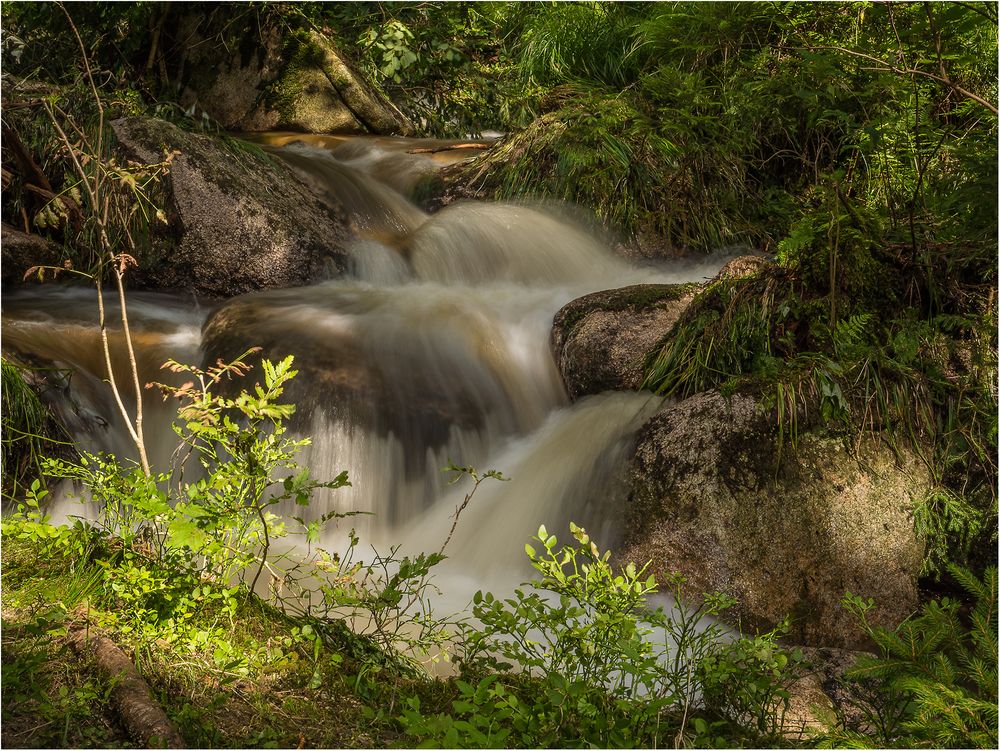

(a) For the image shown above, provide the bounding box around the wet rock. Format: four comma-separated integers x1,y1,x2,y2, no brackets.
200,288,516,474
1,223,65,283
111,117,351,297
622,390,928,648
171,11,411,135
712,253,775,281
780,647,870,741
551,284,698,399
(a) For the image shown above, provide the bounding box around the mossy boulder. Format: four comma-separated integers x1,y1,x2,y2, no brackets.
171,10,411,136
549,257,768,401
622,389,929,648
713,253,775,281
551,284,698,400
111,116,351,297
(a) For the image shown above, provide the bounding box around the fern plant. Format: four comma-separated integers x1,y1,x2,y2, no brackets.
829,565,998,748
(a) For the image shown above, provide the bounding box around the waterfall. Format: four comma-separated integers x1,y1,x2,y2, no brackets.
1,135,726,606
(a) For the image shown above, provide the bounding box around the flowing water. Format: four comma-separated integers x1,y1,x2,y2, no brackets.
2,135,729,613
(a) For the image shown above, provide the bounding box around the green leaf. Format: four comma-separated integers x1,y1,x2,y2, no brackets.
165,518,208,551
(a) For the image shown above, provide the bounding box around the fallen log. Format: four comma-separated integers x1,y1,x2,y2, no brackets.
406,142,492,154
67,625,186,749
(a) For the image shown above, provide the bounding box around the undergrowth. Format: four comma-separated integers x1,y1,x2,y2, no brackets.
445,83,758,252
2,354,996,748
1,357,71,500
642,255,997,577
820,566,998,748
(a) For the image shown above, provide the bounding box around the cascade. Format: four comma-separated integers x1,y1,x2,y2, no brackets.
1,136,727,605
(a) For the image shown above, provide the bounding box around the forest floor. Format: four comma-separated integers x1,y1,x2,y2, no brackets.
0,536,448,749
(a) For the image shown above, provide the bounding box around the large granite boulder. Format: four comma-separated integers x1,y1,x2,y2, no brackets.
111,117,352,297
550,284,698,400
622,390,929,648
170,10,411,136
199,286,524,471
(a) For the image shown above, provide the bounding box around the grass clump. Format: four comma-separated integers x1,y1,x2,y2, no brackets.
1,357,71,500
449,84,754,251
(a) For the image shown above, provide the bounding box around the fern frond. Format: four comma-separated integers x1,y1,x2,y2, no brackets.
833,313,874,358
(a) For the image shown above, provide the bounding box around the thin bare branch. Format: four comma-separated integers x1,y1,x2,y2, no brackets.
45,4,152,475
94,277,145,457
799,45,998,116
57,1,104,188
42,103,97,211
111,261,151,474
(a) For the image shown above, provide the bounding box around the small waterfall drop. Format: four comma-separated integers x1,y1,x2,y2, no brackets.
2,287,204,470
406,202,634,286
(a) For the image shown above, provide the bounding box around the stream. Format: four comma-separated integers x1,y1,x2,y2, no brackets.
2,134,729,615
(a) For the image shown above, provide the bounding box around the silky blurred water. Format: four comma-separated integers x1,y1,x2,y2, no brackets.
2,135,729,612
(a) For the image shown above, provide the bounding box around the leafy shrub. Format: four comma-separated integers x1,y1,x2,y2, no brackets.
400,523,799,748
2,352,493,687
36,352,348,591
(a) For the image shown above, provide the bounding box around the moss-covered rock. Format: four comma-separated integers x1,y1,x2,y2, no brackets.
111,116,351,297
622,389,929,648
549,257,770,401
171,11,411,135
713,253,775,282
551,283,698,399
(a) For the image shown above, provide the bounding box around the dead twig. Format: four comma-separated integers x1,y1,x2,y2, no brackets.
406,142,493,155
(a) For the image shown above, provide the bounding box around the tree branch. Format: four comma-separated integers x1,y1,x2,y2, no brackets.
800,45,998,116
952,1,998,26
48,3,153,476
